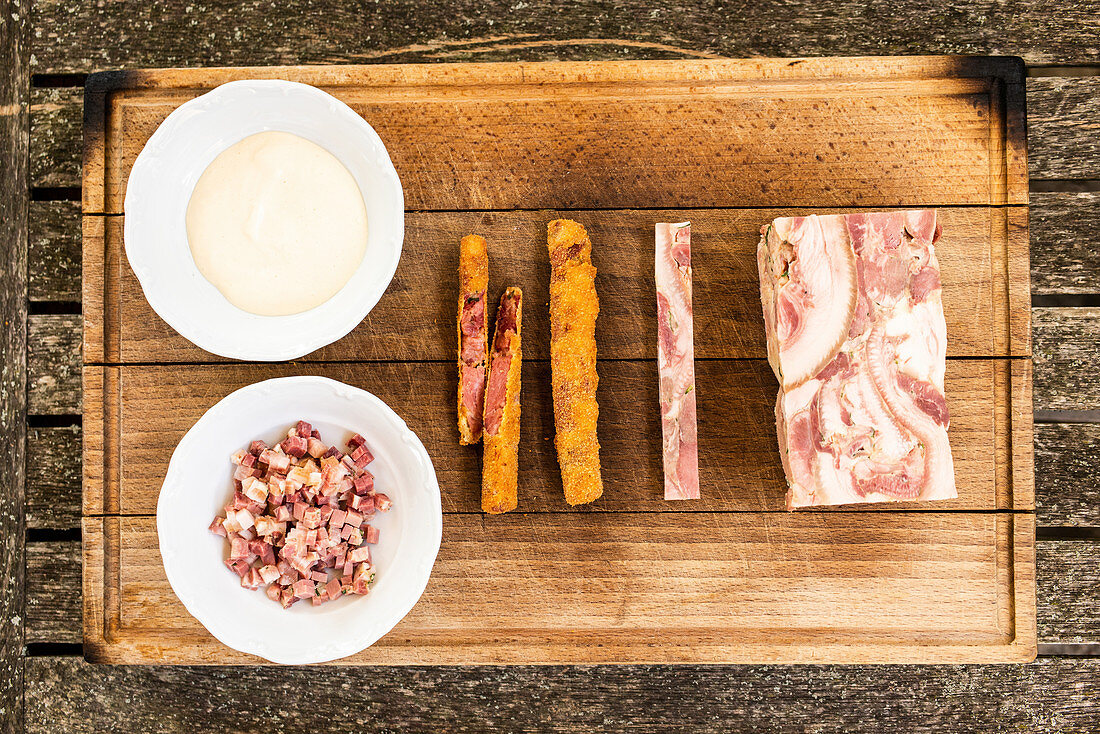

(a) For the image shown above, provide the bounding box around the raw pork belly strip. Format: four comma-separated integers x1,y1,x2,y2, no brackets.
547,219,603,506
457,235,489,445
655,222,699,500
482,287,523,514
757,211,957,509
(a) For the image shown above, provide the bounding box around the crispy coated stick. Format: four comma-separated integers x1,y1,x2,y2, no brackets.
547,219,602,505
481,288,523,514
457,235,489,445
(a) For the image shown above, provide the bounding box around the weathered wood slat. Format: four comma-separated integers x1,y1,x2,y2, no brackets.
30,74,1100,193
27,420,1089,529
84,207,1030,364
1036,539,1100,645
28,200,81,301
0,0,29,730
25,542,81,644
29,87,81,189
82,360,1027,515
21,655,1100,733
1027,77,1100,181
1030,192,1100,296
79,513,1035,665
28,1,1100,73
22,535,1080,647
27,314,81,415
1033,308,1100,412
1035,423,1100,526
27,193,1098,305
39,309,1093,416
26,425,81,529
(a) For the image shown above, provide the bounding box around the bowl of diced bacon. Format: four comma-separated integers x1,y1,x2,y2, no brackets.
156,375,442,664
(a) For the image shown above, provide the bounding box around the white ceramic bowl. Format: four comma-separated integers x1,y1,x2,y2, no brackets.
156,376,442,664
124,80,404,361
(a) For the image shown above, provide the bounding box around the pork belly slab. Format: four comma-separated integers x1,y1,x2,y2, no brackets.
757,211,957,509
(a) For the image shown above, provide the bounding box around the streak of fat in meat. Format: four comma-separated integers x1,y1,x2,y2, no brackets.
655,221,700,501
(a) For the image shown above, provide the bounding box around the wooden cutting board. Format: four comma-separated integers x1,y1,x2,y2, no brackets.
81,57,1035,664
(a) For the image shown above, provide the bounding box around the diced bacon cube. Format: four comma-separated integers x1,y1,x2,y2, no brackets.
253,516,274,536
344,510,363,528
346,433,366,451
209,516,227,537
274,505,292,522
353,472,374,495
280,588,298,609
292,579,315,599
237,527,256,542
267,492,285,508
240,452,257,468
311,429,321,439
351,444,374,468
241,569,261,589
265,583,282,602
231,449,246,465
348,546,371,565
302,507,322,529
267,475,286,496
305,528,319,548
249,440,268,456
222,513,242,534
336,477,353,495
225,558,251,577
342,559,354,577
286,465,311,486
374,493,392,512
281,435,308,458
352,563,373,595
319,505,334,523
242,476,268,503
322,446,341,460
310,570,328,583
260,449,291,474
346,527,364,546
259,564,280,584
325,577,343,600
349,493,374,513
234,508,255,531
363,525,380,545
296,420,313,438
229,536,250,560
310,593,327,606
306,437,326,458
232,491,251,510
232,463,251,482
307,472,322,489
260,543,277,566
250,467,265,478
292,502,307,522
328,509,346,528
341,454,357,473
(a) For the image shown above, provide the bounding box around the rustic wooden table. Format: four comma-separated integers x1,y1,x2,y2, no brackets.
2,2,1098,732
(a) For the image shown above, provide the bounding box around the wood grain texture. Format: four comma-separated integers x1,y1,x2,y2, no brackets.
26,536,1089,647
1027,77,1100,180
27,421,1092,529
1033,308,1100,411
82,59,1027,214
27,314,81,415
0,0,28,730
83,207,1031,364
81,361,1027,515
20,654,1100,733
29,86,81,189
34,196,1089,307
28,1,1100,72
28,200,80,302
26,425,81,530
81,513,1035,665
1036,540,1100,645
1031,192,1100,296
25,542,81,644
1035,423,1100,526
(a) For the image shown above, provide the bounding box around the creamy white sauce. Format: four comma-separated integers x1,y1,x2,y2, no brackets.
185,131,368,317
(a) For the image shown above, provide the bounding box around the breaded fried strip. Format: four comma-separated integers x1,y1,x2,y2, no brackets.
481,288,523,514
547,219,602,506
457,235,489,445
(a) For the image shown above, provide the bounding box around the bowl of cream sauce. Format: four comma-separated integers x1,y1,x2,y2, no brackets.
124,79,403,361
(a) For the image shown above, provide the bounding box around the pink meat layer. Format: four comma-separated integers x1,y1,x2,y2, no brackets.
655,222,699,500
459,294,487,436
758,211,957,508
